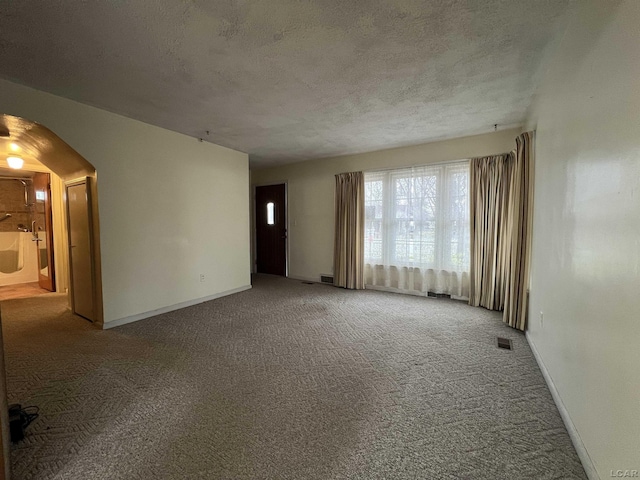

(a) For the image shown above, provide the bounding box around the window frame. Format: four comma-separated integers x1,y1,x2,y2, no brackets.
364,160,470,272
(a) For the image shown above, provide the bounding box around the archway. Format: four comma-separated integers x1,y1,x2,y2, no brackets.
0,113,103,324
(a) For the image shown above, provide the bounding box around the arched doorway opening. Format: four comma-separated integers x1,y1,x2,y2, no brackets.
0,114,103,324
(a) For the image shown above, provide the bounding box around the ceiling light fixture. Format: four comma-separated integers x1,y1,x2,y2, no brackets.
7,156,24,169
9,143,20,152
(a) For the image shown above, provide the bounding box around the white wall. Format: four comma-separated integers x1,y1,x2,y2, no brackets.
525,0,640,477
252,128,520,281
0,79,250,326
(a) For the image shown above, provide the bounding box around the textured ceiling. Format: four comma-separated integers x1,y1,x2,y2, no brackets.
0,1,569,167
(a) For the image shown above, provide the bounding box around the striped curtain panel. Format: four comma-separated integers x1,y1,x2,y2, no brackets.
333,172,365,289
469,131,535,331
503,131,535,330
469,154,513,311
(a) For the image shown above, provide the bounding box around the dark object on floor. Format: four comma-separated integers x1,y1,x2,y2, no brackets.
8,403,39,443
9,404,23,442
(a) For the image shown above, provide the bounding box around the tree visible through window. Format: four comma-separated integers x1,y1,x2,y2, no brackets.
364,161,470,272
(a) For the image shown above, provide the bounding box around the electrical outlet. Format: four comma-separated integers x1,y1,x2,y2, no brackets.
200,274,205,282
539,311,544,327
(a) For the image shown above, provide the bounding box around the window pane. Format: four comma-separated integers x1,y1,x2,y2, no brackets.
364,162,470,272
266,202,275,225
364,179,384,262
444,165,469,271
390,174,438,265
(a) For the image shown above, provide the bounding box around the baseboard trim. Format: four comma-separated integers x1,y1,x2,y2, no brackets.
103,285,252,330
526,332,600,480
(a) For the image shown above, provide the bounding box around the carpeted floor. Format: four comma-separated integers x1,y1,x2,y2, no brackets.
1,275,586,479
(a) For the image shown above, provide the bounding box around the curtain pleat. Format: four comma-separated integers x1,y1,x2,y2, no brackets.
469,154,512,310
469,131,535,331
503,131,535,330
334,172,365,289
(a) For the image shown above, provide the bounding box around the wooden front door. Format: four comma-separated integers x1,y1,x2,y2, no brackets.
33,172,55,291
255,184,287,276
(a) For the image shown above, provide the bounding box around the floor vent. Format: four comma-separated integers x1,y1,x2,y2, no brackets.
302,281,314,285
320,275,334,284
496,337,513,350
427,291,451,298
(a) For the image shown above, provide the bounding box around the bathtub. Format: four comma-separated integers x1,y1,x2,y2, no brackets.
0,232,39,287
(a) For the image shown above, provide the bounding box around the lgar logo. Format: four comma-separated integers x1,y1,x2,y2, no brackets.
611,471,639,478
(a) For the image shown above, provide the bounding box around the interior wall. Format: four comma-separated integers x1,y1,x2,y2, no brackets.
0,78,250,326
524,0,639,477
251,128,520,281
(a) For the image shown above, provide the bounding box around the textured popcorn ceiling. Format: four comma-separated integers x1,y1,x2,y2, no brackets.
0,1,569,167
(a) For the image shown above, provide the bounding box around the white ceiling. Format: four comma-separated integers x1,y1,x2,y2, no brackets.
0,1,569,168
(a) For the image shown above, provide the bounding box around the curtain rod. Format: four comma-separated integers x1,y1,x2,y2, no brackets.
361,152,512,174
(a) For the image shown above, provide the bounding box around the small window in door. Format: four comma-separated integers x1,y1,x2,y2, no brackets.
267,202,275,225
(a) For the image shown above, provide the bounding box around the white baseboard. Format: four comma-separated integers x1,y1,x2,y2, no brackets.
103,285,252,330
526,332,600,480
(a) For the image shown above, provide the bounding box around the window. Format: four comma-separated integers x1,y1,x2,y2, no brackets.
364,161,470,273
266,202,275,225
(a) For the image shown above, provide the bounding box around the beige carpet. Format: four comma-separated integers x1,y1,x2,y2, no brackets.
1,275,585,479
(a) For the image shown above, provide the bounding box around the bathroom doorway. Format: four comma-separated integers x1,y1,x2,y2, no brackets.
0,168,57,300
